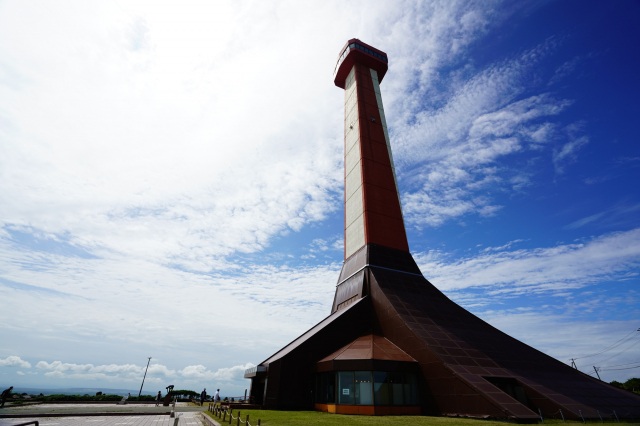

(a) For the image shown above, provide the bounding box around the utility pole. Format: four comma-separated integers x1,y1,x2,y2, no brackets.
593,366,601,381
570,359,577,369
138,357,152,397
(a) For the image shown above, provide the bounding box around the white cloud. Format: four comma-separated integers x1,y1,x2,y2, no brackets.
553,135,589,174
390,41,576,228
416,228,640,295
18,358,254,394
35,361,143,381
0,0,348,274
180,365,213,380
0,356,31,368
211,363,256,382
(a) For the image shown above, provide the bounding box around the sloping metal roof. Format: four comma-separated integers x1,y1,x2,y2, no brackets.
318,334,416,363
260,297,367,366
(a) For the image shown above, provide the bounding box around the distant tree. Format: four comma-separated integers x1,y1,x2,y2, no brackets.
624,377,640,394
610,380,624,389
41,393,121,402
610,377,640,394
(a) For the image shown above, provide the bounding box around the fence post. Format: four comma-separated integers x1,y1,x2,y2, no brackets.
237,411,241,426
246,414,249,425
258,420,261,426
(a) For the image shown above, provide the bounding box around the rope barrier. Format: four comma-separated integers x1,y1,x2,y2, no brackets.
208,403,261,426
533,406,634,423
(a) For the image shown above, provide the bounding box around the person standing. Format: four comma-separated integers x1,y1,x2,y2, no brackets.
155,391,162,406
214,389,220,403
1,386,13,408
200,388,207,406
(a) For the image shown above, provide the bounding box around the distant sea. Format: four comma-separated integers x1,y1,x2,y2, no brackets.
12,387,144,396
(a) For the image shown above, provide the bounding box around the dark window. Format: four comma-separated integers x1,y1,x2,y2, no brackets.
316,371,417,406
315,372,335,403
338,371,354,404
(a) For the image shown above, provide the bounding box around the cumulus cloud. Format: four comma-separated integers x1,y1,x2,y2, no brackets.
0,356,31,368
36,361,143,381
21,359,254,392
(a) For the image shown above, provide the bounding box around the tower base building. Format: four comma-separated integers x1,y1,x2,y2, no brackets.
245,39,640,422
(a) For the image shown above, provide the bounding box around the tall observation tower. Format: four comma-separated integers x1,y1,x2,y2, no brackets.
244,39,640,420
333,40,408,260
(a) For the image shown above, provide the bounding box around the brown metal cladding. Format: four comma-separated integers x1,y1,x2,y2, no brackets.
365,252,640,419
351,62,409,253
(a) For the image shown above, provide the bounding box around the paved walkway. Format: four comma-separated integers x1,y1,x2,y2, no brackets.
0,403,221,426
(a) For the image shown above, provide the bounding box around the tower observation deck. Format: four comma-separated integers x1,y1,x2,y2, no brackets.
244,39,640,420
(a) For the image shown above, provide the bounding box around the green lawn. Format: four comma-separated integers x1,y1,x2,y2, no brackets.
205,409,632,426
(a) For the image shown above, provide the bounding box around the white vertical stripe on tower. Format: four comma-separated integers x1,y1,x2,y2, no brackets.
344,67,365,258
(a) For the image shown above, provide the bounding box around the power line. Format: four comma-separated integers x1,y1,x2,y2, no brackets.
596,338,640,365
599,363,640,372
602,360,640,368
573,327,639,360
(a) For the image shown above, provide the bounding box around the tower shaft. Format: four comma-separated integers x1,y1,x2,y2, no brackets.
337,40,409,260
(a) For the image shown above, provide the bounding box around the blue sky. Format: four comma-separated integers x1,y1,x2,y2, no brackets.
1,0,639,397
